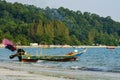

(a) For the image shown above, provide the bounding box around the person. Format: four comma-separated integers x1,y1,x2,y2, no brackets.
9,49,25,61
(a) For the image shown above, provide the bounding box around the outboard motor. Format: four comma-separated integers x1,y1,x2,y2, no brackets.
9,49,25,61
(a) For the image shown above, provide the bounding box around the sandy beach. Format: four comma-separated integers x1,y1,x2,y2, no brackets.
0,61,71,80
0,61,120,80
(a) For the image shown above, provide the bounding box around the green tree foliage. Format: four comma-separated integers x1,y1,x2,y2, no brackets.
0,0,120,46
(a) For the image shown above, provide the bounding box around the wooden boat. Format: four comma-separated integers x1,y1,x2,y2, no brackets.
2,38,87,62
9,48,87,62
106,46,115,49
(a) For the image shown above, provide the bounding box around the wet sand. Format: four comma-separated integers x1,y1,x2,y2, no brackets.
0,61,120,80
0,62,71,80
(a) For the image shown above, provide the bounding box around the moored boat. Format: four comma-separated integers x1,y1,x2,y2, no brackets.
9,48,87,62
2,38,87,62
106,46,115,49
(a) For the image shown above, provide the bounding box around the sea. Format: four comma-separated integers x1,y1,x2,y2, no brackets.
0,47,120,73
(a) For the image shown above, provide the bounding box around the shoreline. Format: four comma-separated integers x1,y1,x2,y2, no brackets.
0,61,120,80
0,45,119,48
0,61,71,80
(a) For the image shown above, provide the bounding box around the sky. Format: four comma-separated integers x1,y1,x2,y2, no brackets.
6,0,120,22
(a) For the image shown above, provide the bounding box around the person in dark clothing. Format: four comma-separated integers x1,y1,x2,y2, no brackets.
9,49,25,61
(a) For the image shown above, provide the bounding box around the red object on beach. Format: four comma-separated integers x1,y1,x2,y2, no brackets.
2,38,17,51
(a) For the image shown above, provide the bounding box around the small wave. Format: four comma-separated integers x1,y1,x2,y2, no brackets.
70,66,120,73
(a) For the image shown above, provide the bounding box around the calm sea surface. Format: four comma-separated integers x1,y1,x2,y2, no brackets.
0,47,120,73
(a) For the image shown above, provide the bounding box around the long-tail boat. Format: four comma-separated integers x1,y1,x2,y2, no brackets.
2,38,87,62
9,48,87,62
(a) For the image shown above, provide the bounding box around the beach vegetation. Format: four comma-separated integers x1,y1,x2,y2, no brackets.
0,0,120,46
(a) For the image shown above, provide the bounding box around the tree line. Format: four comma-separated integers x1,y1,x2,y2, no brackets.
0,0,120,46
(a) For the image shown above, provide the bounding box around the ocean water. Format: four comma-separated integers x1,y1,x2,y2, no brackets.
0,47,120,73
